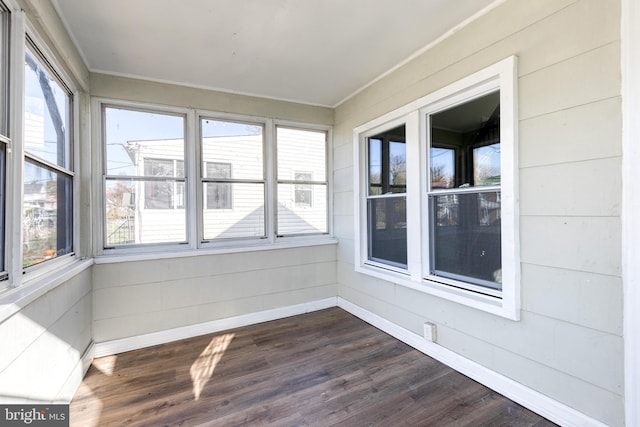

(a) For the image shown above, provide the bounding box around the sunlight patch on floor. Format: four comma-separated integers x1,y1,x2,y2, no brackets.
190,333,234,400
93,355,118,376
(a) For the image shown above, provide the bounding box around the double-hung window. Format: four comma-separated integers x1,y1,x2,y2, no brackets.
99,103,331,253
23,43,73,269
103,106,186,246
200,118,265,241
355,57,519,319
276,126,328,236
0,3,7,278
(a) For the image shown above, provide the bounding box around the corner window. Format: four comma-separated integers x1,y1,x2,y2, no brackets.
103,106,186,246
276,126,328,236
354,57,519,319
23,45,73,268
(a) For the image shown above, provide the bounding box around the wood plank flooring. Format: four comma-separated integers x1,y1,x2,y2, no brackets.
70,308,556,426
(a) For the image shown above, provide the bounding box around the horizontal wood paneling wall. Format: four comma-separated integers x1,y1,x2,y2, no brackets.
0,269,92,402
333,0,623,425
92,245,337,342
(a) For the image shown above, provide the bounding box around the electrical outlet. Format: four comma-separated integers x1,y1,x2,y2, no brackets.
423,322,437,342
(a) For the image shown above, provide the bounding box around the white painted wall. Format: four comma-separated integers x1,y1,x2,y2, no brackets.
0,268,92,402
334,0,623,425
92,245,337,342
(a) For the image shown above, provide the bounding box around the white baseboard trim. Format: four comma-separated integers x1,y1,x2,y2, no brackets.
93,297,338,358
337,297,608,427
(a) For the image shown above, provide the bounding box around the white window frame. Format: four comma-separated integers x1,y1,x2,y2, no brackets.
354,56,519,319
94,99,333,257
275,123,331,237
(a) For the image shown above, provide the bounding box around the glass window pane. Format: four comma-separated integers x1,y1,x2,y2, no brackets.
105,179,186,245
24,49,71,169
367,196,407,268
202,119,263,181
277,127,326,182
23,161,73,267
203,183,264,240
430,191,502,289
430,91,499,189
368,138,382,195
0,143,5,273
388,141,406,193
430,147,455,189
105,107,185,177
277,183,327,235
473,143,501,186
205,161,233,210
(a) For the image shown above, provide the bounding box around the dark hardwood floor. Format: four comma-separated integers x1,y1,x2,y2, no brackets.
71,307,556,426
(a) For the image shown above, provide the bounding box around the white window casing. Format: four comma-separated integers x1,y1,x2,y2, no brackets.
354,56,519,320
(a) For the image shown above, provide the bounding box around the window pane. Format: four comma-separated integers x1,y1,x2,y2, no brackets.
205,162,232,209
473,143,501,186
0,143,5,273
277,183,327,235
276,127,327,236
202,119,263,180
367,196,407,268
105,179,186,245
105,107,184,176
430,147,455,189
24,49,71,169
23,161,73,267
203,183,264,240
430,191,501,289
368,125,406,195
277,127,326,181
430,91,500,189
368,138,382,195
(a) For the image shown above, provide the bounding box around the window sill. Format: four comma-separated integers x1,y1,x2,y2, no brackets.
0,257,94,323
95,235,338,264
355,263,519,320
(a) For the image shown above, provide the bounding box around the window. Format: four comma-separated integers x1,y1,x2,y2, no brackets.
276,126,328,236
100,104,331,252
354,57,519,319
23,44,73,269
103,106,186,246
143,158,184,209
0,3,8,278
294,172,313,207
200,118,264,241
428,91,502,291
205,162,232,210
366,125,407,268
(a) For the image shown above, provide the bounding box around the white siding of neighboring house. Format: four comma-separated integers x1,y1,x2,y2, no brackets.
131,133,327,243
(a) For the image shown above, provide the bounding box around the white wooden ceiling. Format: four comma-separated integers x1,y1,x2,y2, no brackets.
52,0,498,107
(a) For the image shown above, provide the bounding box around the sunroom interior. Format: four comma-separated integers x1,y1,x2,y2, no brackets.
1,0,639,426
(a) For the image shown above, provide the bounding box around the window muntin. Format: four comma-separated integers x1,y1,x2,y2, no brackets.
276,126,328,236
427,91,502,291
366,125,407,268
103,106,186,246
201,118,264,241
23,45,73,269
